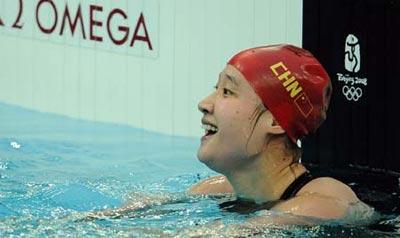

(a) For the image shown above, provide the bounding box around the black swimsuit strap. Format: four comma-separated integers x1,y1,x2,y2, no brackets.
280,171,314,200
219,198,281,214
218,171,315,214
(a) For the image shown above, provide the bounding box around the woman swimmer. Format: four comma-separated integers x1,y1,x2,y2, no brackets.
189,44,373,222
85,44,372,226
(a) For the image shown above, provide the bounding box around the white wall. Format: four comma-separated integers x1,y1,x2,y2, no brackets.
0,0,302,138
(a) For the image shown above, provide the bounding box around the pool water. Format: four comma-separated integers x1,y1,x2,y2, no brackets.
0,102,399,237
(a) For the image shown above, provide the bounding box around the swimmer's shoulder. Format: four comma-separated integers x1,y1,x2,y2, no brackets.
296,176,359,202
188,175,234,195
271,177,364,219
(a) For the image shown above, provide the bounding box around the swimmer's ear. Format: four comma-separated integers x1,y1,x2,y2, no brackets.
263,111,285,135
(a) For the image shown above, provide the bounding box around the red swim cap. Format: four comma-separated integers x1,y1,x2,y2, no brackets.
228,44,332,142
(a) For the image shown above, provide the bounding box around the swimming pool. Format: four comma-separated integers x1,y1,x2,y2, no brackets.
1,102,399,237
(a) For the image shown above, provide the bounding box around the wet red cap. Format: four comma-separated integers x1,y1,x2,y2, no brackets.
228,44,332,142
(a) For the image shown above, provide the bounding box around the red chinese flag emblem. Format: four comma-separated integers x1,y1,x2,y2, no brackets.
294,92,313,118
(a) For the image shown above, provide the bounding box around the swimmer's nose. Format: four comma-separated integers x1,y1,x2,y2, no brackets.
198,95,214,114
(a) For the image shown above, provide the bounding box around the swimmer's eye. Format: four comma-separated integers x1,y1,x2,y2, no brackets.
223,88,234,96
214,85,234,96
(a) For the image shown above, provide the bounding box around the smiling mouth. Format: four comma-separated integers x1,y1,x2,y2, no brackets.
201,124,218,139
205,130,216,136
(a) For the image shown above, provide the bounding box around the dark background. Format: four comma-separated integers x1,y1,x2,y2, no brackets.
302,0,400,173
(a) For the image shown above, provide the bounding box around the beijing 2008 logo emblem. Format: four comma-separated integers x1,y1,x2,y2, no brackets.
336,34,368,102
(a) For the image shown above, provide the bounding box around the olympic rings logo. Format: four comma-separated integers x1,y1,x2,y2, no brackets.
342,86,363,101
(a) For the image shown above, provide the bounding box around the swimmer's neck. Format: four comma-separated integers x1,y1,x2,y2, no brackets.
225,153,307,204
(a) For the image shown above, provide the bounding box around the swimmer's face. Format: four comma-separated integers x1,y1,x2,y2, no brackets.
197,65,269,174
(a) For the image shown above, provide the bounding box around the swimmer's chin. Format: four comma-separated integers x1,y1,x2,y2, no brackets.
197,147,215,166
196,151,210,164
197,152,224,173
197,150,214,166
